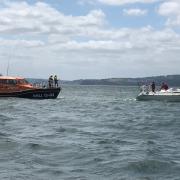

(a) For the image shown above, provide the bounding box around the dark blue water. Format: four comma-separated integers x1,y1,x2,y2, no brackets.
1,85,180,180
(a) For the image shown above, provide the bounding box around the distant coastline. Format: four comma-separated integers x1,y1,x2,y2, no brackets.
28,75,180,86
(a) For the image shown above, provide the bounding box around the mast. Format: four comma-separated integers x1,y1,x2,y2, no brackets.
6,59,10,76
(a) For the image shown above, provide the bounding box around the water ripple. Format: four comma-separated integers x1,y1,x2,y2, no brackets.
0,86,180,179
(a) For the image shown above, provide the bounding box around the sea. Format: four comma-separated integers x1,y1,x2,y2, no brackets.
1,85,180,180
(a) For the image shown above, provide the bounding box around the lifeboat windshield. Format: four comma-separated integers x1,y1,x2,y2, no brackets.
18,79,29,85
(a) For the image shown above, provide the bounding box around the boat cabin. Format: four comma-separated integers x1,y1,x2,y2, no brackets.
0,76,34,92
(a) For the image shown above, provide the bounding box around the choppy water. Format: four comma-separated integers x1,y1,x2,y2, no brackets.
1,85,180,180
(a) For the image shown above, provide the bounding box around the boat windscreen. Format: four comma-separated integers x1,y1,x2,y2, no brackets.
18,79,29,84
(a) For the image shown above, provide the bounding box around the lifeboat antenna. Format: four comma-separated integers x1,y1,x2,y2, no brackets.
6,45,15,76
6,59,10,76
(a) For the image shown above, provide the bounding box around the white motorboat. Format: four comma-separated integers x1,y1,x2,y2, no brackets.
136,87,180,102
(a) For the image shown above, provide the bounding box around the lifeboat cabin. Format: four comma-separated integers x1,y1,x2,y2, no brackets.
0,76,61,99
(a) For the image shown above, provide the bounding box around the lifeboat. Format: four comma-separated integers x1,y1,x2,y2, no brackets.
0,76,61,99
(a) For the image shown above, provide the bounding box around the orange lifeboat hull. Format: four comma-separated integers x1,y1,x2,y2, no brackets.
0,76,61,99
0,87,61,99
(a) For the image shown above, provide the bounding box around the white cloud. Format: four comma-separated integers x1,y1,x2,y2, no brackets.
0,2,105,35
2,25,180,79
0,38,44,47
0,1,180,79
158,1,180,16
123,8,147,16
158,0,180,27
82,0,163,6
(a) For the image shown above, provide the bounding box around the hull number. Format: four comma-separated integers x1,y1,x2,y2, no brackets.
32,93,55,98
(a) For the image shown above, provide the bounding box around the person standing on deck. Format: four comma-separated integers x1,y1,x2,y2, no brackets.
151,81,156,92
54,75,58,87
48,75,53,88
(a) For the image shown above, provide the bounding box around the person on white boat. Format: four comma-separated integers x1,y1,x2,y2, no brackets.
161,82,168,91
151,81,155,92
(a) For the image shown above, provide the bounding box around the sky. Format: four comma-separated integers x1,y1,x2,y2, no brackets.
0,0,180,79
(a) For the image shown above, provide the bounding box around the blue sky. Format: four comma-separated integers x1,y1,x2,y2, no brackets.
30,0,166,28
0,0,180,79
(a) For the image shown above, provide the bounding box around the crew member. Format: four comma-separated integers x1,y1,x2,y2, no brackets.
48,75,53,88
54,75,58,87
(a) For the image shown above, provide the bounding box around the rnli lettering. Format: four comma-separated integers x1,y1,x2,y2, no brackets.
33,93,54,98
